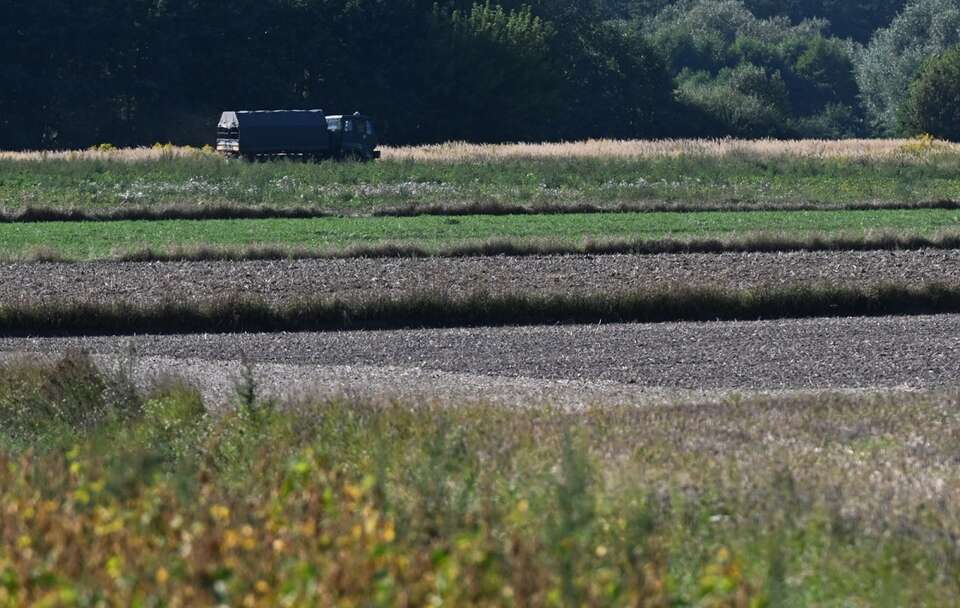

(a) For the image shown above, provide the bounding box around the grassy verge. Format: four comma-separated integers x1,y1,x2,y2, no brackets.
2,208,959,261
2,284,959,335
9,148,960,214
2,352,960,605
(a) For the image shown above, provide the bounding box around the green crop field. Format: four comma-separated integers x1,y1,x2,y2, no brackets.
6,145,960,215
3,208,959,261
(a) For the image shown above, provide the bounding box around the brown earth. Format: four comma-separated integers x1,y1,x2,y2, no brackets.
2,314,958,395
3,249,959,306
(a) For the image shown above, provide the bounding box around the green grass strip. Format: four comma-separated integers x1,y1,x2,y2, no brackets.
3,284,959,335
9,153,960,212
6,199,960,223
3,208,960,261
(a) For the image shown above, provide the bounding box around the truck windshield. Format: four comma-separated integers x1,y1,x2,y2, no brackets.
326,118,341,131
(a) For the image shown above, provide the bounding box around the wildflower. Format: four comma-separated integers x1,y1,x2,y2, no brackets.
155,568,169,584
344,483,364,500
382,521,396,543
106,555,124,579
210,505,231,521
224,529,240,549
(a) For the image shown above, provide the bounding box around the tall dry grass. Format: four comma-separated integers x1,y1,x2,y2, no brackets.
4,137,959,162
0,146,212,162
380,137,960,162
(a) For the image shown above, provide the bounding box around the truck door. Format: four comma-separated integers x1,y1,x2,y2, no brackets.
342,117,358,154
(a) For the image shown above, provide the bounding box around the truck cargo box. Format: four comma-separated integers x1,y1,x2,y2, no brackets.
217,109,330,155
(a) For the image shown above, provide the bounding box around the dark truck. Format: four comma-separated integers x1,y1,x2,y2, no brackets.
216,109,380,161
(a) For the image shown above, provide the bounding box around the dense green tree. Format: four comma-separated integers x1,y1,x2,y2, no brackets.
677,64,790,137
0,0,928,148
643,0,861,137
856,0,960,135
421,3,559,142
899,45,960,140
790,35,859,115
744,0,907,42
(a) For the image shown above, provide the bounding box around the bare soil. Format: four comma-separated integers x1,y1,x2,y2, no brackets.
2,314,958,394
4,249,960,306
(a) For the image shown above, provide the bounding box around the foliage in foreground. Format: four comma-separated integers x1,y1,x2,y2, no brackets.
2,353,960,605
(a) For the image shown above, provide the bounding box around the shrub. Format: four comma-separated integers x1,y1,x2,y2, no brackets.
141,379,208,461
41,351,109,429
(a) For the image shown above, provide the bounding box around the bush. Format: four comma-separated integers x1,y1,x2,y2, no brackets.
899,45,960,140
141,379,209,461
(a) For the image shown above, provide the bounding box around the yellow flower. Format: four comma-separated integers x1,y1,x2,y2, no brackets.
224,529,240,549
344,483,364,500
106,555,124,580
382,521,396,543
255,580,271,594
272,539,286,553
155,568,169,584
364,510,380,535
210,505,231,521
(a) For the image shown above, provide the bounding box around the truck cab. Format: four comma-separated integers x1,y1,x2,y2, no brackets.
325,113,380,160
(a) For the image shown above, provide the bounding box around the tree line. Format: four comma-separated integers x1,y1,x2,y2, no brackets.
2,0,959,149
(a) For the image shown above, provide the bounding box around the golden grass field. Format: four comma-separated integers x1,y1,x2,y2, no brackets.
1,136,957,162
